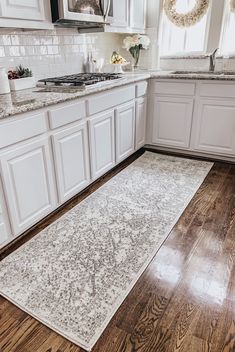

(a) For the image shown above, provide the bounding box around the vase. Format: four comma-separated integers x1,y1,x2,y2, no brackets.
129,46,140,70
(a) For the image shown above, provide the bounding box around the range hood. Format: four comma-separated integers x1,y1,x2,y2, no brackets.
50,0,113,30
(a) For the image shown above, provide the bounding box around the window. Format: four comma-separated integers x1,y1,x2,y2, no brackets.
160,0,210,56
220,0,235,55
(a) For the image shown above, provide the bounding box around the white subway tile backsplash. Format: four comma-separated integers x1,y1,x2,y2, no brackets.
0,28,123,80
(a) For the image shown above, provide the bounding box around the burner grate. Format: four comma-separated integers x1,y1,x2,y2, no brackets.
38,73,122,87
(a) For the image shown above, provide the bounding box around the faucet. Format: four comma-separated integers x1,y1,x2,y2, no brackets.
208,48,219,72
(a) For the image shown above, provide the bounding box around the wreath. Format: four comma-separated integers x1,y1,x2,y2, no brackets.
163,0,210,27
231,0,235,13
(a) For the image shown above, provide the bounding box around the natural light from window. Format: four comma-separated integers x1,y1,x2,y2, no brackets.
160,0,209,56
220,0,235,54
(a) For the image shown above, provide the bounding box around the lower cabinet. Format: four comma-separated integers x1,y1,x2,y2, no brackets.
192,99,235,156
135,96,147,150
116,101,136,163
52,122,90,203
0,189,10,246
89,110,115,180
152,95,194,149
0,137,57,236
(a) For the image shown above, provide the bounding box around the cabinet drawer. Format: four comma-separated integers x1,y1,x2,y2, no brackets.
49,101,86,129
200,82,235,98
153,81,195,96
136,81,148,97
87,85,135,115
0,112,47,149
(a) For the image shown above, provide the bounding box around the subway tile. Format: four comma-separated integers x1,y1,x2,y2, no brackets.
2,35,11,45
0,46,5,57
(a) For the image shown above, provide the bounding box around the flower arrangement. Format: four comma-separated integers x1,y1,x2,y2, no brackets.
123,35,150,68
163,0,210,28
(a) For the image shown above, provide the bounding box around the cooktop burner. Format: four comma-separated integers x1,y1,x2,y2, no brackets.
38,73,122,87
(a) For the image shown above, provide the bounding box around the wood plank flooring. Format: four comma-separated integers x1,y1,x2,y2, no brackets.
1,150,235,352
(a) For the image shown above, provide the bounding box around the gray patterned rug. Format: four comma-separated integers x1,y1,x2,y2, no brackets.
0,152,213,351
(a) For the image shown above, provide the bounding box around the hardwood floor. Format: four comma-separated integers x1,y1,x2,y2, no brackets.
1,151,235,352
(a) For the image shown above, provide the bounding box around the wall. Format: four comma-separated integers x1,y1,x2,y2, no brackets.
0,28,123,80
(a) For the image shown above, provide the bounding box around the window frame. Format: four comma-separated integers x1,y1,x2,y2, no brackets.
219,0,235,56
159,0,227,58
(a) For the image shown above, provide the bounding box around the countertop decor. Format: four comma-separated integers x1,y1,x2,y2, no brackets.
123,35,150,69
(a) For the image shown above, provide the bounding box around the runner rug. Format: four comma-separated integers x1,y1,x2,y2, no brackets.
0,152,213,351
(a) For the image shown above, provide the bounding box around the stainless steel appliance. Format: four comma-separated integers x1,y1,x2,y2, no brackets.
51,0,113,29
38,73,122,91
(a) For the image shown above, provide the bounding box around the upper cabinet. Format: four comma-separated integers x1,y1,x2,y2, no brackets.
0,0,53,29
130,0,146,31
109,0,146,33
112,0,129,29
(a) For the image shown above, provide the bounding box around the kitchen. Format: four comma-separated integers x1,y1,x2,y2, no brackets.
0,1,235,351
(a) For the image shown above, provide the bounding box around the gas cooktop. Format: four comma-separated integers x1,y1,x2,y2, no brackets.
38,73,122,89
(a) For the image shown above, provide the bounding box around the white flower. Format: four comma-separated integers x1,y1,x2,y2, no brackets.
139,35,151,49
123,35,150,51
123,36,135,50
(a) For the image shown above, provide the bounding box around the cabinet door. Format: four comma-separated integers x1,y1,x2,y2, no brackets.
0,0,45,21
193,99,235,156
52,122,90,204
116,101,135,163
0,187,11,247
112,0,129,27
135,97,147,150
89,110,115,180
130,0,146,30
152,96,194,149
0,137,57,236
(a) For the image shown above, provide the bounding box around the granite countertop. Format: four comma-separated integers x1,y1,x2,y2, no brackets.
1,70,235,121
0,73,150,121
150,70,235,81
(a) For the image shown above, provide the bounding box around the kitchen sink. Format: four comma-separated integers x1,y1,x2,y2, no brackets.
172,71,235,75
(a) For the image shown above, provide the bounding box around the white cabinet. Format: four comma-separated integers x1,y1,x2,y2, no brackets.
0,184,10,247
130,0,146,31
0,207,9,246
52,122,90,204
116,101,135,163
0,0,45,20
192,99,235,156
112,0,129,28
151,96,194,149
89,110,115,180
135,97,147,150
0,137,57,236
0,0,53,29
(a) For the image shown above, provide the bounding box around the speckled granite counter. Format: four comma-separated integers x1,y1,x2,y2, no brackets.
0,73,150,120
150,70,235,81
2,70,235,120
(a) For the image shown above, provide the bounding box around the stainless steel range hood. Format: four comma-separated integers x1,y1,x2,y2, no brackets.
51,0,113,30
